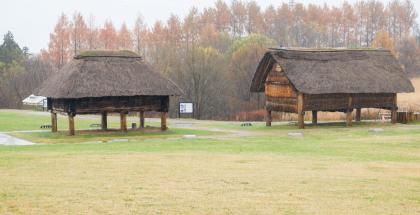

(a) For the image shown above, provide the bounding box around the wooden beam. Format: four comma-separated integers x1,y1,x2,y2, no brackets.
161,112,167,131
356,108,361,122
297,92,305,129
391,94,397,124
51,111,57,133
139,111,145,128
120,112,127,132
346,96,353,127
312,110,317,125
101,112,107,131
266,109,272,127
68,113,75,136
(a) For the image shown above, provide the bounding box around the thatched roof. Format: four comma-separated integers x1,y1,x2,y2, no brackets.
250,48,414,94
38,50,183,99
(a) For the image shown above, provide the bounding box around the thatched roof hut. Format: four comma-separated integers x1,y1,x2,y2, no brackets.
250,48,414,128
39,50,181,98
38,50,182,135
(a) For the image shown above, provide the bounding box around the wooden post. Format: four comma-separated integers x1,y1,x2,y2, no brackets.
101,112,107,131
312,110,317,125
161,112,167,131
120,112,127,132
356,108,361,122
51,111,57,132
139,111,145,128
391,94,397,124
68,113,75,136
266,109,272,127
297,93,305,129
346,96,353,127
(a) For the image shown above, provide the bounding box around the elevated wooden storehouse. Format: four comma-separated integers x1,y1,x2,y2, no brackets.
38,50,182,135
250,48,414,128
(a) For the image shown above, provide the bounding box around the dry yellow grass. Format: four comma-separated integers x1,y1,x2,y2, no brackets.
0,153,419,215
399,78,420,111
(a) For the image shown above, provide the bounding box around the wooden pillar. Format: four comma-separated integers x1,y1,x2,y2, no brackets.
51,111,57,133
120,112,127,132
161,112,167,131
356,108,361,122
297,93,305,129
391,94,397,124
101,112,107,131
68,113,75,136
266,109,272,127
139,111,145,128
312,110,317,125
346,96,353,127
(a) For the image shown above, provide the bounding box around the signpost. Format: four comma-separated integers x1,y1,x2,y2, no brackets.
179,102,193,118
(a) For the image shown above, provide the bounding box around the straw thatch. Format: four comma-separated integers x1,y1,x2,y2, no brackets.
38,50,182,99
250,48,414,94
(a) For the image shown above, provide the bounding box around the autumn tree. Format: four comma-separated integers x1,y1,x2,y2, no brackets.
230,0,247,37
214,0,231,32
397,37,420,76
262,5,277,38
118,23,133,50
246,1,263,34
275,3,292,46
372,31,396,54
99,20,118,49
147,21,166,68
86,15,99,49
341,2,356,47
45,13,70,69
133,15,147,55
164,15,183,75
70,12,88,55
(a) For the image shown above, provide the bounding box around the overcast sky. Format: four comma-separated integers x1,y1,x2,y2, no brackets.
1,0,419,53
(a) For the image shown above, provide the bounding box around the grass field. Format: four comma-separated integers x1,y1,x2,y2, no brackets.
0,110,419,214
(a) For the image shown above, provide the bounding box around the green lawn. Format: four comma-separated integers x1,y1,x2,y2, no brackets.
0,109,419,214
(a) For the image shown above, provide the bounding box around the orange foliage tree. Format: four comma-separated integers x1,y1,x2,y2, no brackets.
371,31,396,54
99,20,118,50
70,12,88,55
118,23,133,50
43,13,70,69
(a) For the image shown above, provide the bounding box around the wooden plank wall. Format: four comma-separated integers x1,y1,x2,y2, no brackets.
263,64,396,114
304,94,349,111
265,65,298,113
304,93,395,112
51,96,169,114
352,93,395,109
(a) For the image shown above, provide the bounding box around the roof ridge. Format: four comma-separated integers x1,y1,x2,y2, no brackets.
269,47,389,52
74,50,141,59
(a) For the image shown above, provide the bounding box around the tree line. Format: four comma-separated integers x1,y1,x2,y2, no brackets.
2,0,420,119
0,32,52,108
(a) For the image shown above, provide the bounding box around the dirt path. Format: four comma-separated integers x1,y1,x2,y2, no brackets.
0,133,35,146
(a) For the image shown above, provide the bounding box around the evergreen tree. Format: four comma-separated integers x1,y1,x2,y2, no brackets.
0,31,24,65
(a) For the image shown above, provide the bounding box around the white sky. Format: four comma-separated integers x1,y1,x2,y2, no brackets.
1,0,419,53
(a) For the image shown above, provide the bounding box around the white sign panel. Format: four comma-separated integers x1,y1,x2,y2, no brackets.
180,103,193,114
